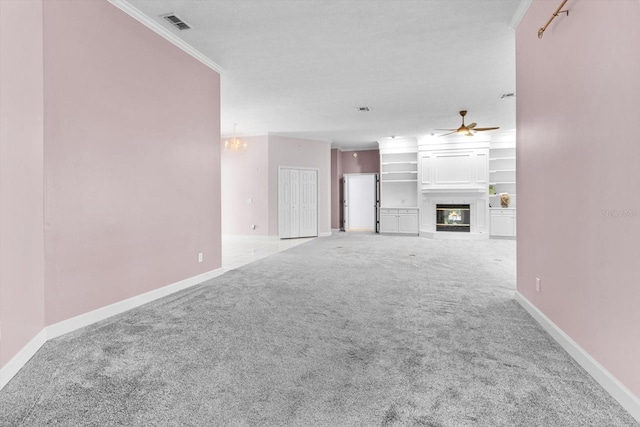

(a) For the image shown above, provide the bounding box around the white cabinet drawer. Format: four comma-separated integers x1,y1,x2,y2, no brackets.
491,209,515,216
380,208,398,215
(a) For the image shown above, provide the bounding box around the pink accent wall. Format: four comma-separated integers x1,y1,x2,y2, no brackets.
340,150,380,175
42,1,221,324
221,136,269,235
0,0,46,367
267,136,331,236
517,0,640,397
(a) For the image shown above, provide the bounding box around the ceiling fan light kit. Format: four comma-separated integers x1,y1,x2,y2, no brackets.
538,0,569,39
436,110,499,137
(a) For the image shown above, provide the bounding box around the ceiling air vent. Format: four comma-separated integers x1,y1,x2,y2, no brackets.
356,107,370,112
161,13,192,31
499,92,515,100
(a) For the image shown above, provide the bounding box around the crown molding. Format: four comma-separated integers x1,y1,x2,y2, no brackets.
509,0,533,30
107,0,224,74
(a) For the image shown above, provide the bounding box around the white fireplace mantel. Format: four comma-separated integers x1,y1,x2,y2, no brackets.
421,188,486,194
417,137,490,239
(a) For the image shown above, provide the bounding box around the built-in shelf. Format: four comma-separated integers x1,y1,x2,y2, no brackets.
489,144,516,237
379,138,418,209
381,171,418,174
381,161,418,165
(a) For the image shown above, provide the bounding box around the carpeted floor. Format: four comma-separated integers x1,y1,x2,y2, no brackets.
0,233,637,426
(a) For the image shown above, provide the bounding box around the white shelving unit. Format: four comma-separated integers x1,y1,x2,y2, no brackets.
489,145,516,208
378,138,418,234
489,143,516,237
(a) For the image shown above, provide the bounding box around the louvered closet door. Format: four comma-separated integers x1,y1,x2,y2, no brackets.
278,168,317,239
299,169,318,237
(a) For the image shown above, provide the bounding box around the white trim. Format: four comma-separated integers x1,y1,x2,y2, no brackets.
319,231,333,237
223,234,280,241
268,133,332,144
106,0,224,74
0,329,47,390
47,268,223,340
516,292,640,422
509,0,533,30
0,268,222,391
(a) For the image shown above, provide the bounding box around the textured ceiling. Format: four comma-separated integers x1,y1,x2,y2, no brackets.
123,0,526,149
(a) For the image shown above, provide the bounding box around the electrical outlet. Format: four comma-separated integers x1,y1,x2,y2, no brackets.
536,278,541,292
198,253,203,263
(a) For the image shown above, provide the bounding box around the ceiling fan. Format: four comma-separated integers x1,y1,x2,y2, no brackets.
437,110,499,137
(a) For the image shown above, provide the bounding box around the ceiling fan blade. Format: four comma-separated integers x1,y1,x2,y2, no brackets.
474,127,500,131
435,128,457,131
438,131,457,137
467,123,477,129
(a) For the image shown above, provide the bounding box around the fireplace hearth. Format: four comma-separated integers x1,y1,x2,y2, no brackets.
436,204,470,232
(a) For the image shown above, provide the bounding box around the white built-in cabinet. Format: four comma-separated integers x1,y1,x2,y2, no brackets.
278,167,318,239
490,208,516,237
378,138,419,235
379,208,419,234
489,142,516,237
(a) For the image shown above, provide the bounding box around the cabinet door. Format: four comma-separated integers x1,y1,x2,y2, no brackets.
380,212,399,233
398,212,418,234
491,213,514,236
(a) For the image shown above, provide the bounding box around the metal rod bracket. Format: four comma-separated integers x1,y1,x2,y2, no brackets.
538,0,570,39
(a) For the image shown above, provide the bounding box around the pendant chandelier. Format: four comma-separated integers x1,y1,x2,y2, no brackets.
224,123,247,152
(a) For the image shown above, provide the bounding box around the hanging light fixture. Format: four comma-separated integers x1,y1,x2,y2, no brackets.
224,123,247,152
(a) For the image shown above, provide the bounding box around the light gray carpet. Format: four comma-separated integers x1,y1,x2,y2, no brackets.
0,233,637,426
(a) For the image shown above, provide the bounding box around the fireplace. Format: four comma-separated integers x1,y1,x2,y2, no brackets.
436,204,470,232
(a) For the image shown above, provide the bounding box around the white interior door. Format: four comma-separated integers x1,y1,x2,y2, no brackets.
299,169,318,237
279,168,317,239
344,174,377,232
342,176,349,231
278,168,293,238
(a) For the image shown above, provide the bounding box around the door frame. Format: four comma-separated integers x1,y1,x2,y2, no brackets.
342,173,380,233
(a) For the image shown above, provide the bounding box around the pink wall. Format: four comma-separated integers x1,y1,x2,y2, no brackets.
340,150,380,175
42,1,221,324
517,0,640,397
0,0,46,367
268,136,332,236
221,136,269,235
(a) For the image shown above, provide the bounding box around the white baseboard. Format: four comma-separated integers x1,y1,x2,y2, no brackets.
222,234,279,241
47,268,223,340
319,231,333,237
0,328,47,390
0,267,223,391
515,291,640,422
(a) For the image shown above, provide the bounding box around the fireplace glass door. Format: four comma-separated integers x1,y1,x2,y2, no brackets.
436,204,470,232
